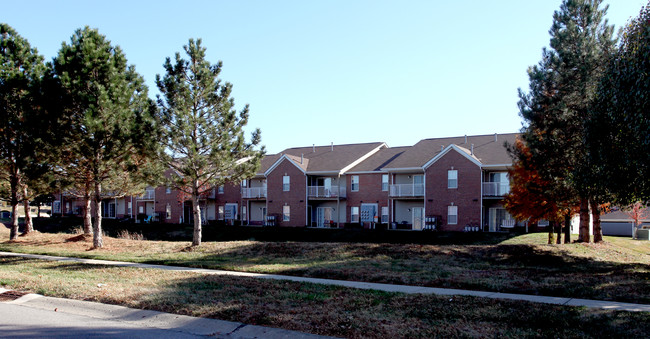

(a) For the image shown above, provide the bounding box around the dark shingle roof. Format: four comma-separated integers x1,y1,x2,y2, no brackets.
277,142,385,173
347,146,410,173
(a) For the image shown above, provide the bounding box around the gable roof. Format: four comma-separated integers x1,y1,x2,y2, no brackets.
347,146,410,173
382,133,518,170
276,142,386,174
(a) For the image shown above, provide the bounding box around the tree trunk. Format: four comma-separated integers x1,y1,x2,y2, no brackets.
92,181,103,249
555,221,562,244
579,197,590,243
22,186,33,234
548,223,555,244
591,200,602,243
192,193,202,247
9,174,20,240
564,214,571,244
83,194,92,234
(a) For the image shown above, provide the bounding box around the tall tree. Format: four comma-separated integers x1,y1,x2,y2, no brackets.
0,23,46,240
51,27,160,248
587,3,650,206
515,0,616,243
157,38,264,247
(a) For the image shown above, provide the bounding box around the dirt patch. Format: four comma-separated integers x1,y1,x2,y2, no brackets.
65,234,92,243
0,290,29,302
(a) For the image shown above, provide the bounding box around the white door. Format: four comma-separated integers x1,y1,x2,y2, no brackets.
412,207,424,230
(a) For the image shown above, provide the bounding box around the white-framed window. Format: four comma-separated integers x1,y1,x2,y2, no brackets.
127,201,132,215
283,205,290,221
351,175,359,192
283,176,290,191
242,206,247,224
218,185,224,194
448,170,458,189
218,206,224,220
241,179,247,187
351,206,359,223
448,205,458,225
381,174,389,191
166,203,172,219
166,186,171,194
381,206,388,223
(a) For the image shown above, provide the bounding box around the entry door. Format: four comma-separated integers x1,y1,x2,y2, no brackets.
317,207,333,227
412,207,424,230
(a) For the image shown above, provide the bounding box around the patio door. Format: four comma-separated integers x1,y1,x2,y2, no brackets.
317,207,333,227
412,207,424,230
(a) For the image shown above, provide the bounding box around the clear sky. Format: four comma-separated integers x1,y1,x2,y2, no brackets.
4,0,646,153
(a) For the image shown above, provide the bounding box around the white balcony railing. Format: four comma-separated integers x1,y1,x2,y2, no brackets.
308,186,346,198
389,184,425,197
138,189,155,200
483,182,510,196
241,187,267,199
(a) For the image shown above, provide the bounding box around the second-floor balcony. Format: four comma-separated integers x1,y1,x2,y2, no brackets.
483,182,510,196
241,187,267,199
389,184,424,198
137,188,155,200
308,186,346,199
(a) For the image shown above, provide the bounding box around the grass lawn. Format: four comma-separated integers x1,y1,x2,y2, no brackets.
0,256,648,338
0,224,648,304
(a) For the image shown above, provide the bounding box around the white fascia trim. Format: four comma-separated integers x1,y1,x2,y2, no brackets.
382,167,425,173
306,171,340,176
339,143,388,175
423,144,482,170
345,170,384,175
481,164,512,168
264,155,307,176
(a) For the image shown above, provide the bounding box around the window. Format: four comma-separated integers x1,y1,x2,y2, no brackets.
283,205,290,221
448,170,458,189
351,206,359,223
218,185,224,194
351,175,359,192
381,206,388,223
138,205,144,214
127,201,132,215
241,179,247,187
166,203,172,219
218,206,224,220
448,205,458,225
166,186,171,194
283,176,290,191
382,174,388,191
52,201,61,214
241,206,247,224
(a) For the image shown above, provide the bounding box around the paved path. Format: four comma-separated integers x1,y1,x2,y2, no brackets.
2,251,649,313
0,287,333,338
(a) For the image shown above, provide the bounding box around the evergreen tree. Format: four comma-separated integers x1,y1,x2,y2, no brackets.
51,27,160,248
514,0,615,243
0,23,46,240
157,38,264,247
588,3,650,206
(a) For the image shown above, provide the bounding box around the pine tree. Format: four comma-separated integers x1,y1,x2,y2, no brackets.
51,27,160,248
0,23,46,240
157,39,264,247
515,0,616,243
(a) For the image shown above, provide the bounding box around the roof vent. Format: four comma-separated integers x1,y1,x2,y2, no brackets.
471,144,474,156
494,133,498,142
331,142,334,152
441,145,444,152
464,135,467,144
301,153,304,164
313,144,315,153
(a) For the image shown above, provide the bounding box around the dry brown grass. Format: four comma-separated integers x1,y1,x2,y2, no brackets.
1,225,648,303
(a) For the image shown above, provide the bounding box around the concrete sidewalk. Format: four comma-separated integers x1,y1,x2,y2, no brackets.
0,287,335,338
2,251,649,313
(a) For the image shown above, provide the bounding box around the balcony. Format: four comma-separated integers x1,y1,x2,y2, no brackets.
241,187,267,199
483,182,510,196
389,184,424,198
137,188,155,201
308,186,346,199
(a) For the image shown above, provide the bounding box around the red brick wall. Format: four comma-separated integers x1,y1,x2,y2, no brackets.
347,173,389,227
266,159,307,227
425,150,481,231
153,186,183,223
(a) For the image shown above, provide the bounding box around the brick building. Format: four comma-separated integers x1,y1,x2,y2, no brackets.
52,133,520,232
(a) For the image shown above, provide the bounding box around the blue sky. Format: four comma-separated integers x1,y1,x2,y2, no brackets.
4,0,646,153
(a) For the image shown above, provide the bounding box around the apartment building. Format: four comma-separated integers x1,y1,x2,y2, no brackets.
52,133,519,232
